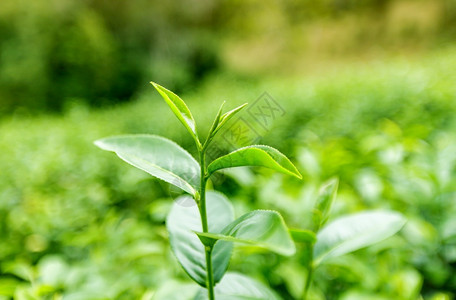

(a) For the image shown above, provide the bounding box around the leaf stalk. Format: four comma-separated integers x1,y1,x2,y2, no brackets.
198,147,215,300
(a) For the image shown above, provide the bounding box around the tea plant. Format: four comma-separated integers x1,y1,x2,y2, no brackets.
95,82,407,299
95,82,301,299
289,179,407,299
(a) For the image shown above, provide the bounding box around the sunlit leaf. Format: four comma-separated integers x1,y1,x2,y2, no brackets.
94,134,200,196
167,191,234,287
196,210,296,256
313,210,406,266
194,272,281,300
207,145,302,179
151,81,199,143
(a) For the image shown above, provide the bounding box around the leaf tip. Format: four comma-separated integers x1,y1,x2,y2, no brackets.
150,81,165,93
93,139,106,150
293,171,303,179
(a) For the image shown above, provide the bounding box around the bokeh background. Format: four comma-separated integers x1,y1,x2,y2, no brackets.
1,0,456,299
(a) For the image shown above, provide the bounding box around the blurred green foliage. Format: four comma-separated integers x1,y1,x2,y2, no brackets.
1,0,456,115
1,48,456,299
0,0,220,114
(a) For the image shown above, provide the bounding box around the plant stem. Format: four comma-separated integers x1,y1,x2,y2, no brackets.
302,265,313,300
301,247,314,300
198,149,215,300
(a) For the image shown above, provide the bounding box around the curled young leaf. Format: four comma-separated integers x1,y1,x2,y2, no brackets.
207,145,302,179
94,134,200,196
203,102,247,149
213,103,248,136
313,178,339,230
196,210,296,256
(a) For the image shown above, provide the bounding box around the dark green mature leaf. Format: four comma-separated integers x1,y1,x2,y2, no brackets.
207,145,302,179
313,210,406,266
167,191,234,287
151,81,199,144
194,272,281,300
94,134,200,196
196,210,296,256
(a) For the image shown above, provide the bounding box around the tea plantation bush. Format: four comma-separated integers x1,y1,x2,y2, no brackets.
1,49,455,299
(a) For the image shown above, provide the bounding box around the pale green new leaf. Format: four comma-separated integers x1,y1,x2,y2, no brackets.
207,145,302,179
206,101,225,140
204,102,247,148
167,191,234,287
214,103,248,136
194,272,281,300
196,210,296,256
313,178,339,229
151,81,199,143
94,134,200,196
313,210,406,266
289,228,317,244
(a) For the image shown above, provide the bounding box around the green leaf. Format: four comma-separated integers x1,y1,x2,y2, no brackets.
151,81,199,144
206,101,225,140
313,210,406,266
94,134,200,196
153,280,198,300
196,210,296,256
204,102,248,149
290,228,317,244
167,191,234,287
194,272,281,300
207,145,302,179
214,103,248,136
313,178,339,230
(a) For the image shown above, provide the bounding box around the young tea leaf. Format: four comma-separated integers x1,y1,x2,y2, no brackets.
207,145,302,179
207,101,225,138
194,272,281,300
204,102,247,149
150,82,199,145
167,191,234,287
94,134,200,196
313,210,406,266
313,178,339,229
196,210,296,256
290,228,317,244
213,103,247,137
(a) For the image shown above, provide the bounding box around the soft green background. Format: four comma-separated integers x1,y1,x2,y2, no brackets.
1,0,456,299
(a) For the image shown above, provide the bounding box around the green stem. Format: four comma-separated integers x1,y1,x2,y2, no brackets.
301,247,314,300
198,149,215,300
302,265,313,300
